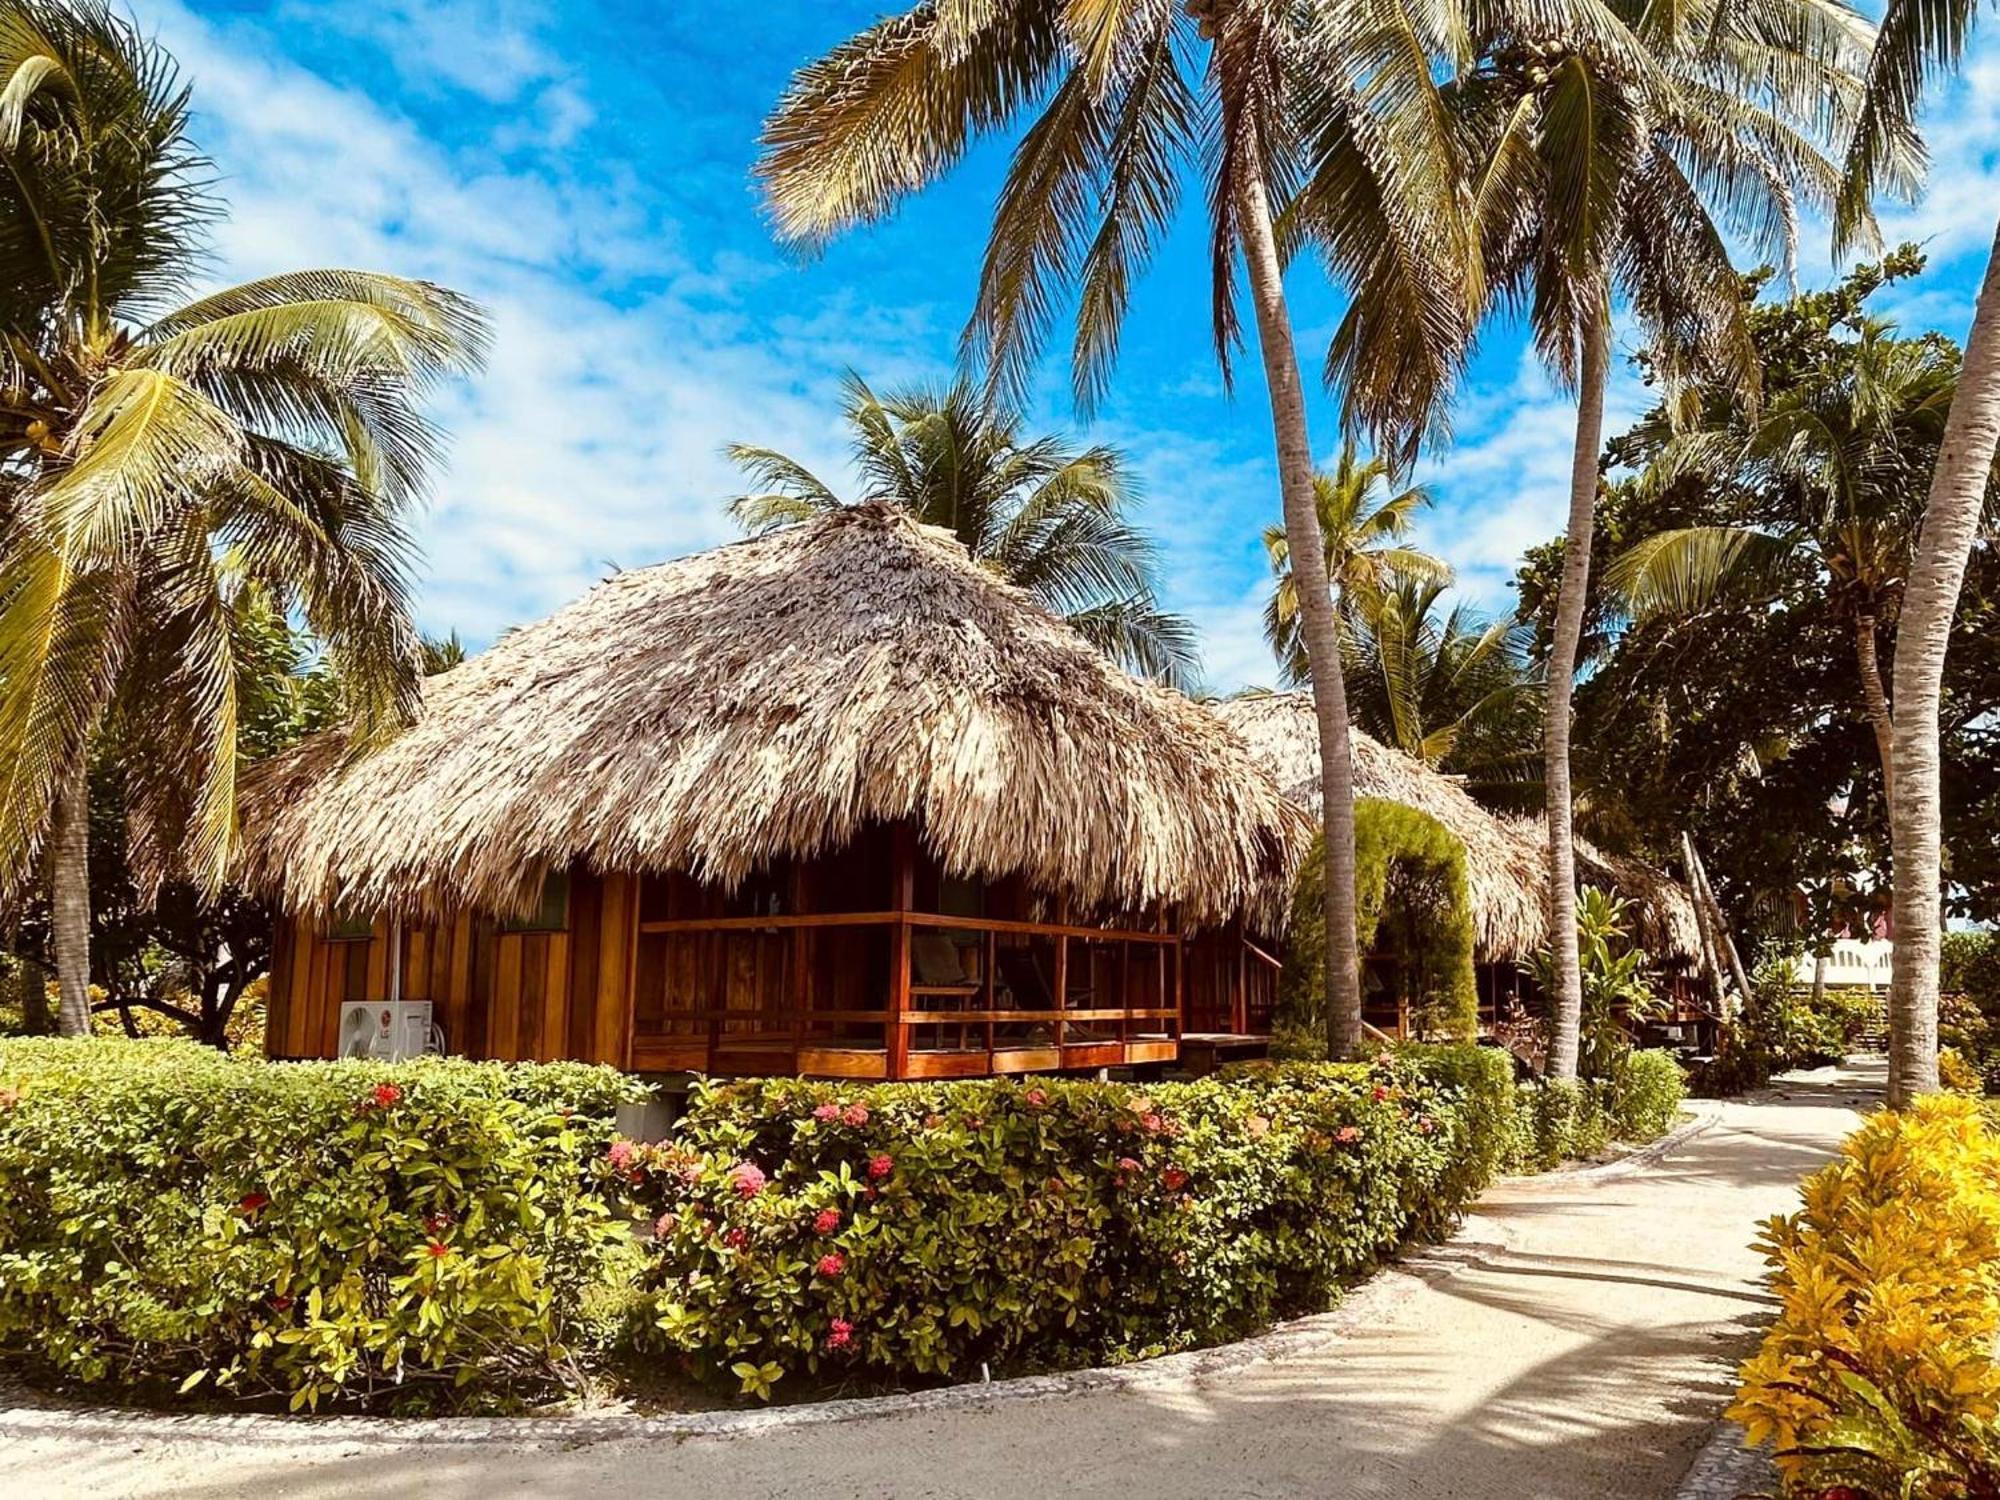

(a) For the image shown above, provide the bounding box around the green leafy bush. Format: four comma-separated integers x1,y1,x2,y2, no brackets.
1943,931,2000,1015
0,1038,644,1410
621,1050,1477,1398
1280,801,1479,1044
1608,1048,1686,1141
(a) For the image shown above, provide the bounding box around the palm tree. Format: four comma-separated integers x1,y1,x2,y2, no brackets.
1605,319,1961,805
755,1,1472,1058
1835,0,2000,1106
1311,1,1870,1079
1261,444,1446,683
0,3,486,1034
729,374,1198,686
1343,574,1540,790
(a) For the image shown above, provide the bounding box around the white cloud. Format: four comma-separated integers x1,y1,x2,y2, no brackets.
143,0,949,647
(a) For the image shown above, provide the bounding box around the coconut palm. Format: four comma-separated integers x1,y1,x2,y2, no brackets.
755,1,1473,1057
1343,573,1540,792
729,374,1198,686
0,2,487,1034
1605,319,1962,805
1261,444,1447,683
1309,0,1872,1078
1835,0,2000,1105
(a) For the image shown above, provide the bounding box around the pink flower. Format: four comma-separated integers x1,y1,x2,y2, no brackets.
1336,1125,1363,1145
866,1153,894,1181
1024,1087,1048,1109
1161,1166,1189,1192
425,1240,451,1260
813,1208,841,1235
816,1252,846,1278
842,1102,870,1127
1247,1114,1271,1138
729,1161,767,1199
239,1191,269,1215
723,1227,750,1250
826,1317,854,1351
813,1102,841,1122
372,1082,403,1109
1417,1117,1436,1136
606,1139,637,1172
1375,1052,1395,1069
653,1213,679,1239
1140,1112,1164,1134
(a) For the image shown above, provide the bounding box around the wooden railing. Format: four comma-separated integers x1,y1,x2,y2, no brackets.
629,910,1183,1079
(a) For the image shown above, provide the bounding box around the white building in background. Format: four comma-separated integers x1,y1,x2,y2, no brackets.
1791,937,1894,991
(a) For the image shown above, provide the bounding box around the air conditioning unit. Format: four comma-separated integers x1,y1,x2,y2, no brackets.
337,1000,435,1061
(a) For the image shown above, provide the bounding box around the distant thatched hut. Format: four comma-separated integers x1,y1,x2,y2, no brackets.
1203,691,1704,1038
243,505,1301,1079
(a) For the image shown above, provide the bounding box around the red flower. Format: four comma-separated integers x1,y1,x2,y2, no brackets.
1371,1085,1390,1103
723,1227,750,1250
1118,1156,1142,1174
812,1102,841,1122
371,1082,403,1109
653,1213,679,1239
1024,1087,1047,1109
423,1209,455,1235
239,1191,269,1215
816,1252,846,1278
730,1161,767,1199
1161,1166,1189,1192
1140,1112,1164,1134
826,1317,855,1351
268,1294,293,1313
866,1153,894,1181
813,1208,842,1235
425,1240,450,1259
1336,1126,1363,1145
841,1102,870,1127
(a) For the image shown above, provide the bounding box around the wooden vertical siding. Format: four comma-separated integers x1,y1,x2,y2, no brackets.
265,868,631,1066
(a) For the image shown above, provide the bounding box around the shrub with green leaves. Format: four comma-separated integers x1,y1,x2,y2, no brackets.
619,1049,1475,1399
0,1038,644,1410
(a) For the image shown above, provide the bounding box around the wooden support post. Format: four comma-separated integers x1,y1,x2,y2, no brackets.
888,825,914,1079
1053,894,1069,1055
789,862,809,1064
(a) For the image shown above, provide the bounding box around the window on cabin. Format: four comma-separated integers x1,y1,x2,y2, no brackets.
500,871,570,933
327,911,374,942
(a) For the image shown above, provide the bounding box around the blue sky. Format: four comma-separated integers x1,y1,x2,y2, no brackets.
163,0,2000,691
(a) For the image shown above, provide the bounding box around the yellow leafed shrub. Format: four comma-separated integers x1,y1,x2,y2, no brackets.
1729,1095,2000,1498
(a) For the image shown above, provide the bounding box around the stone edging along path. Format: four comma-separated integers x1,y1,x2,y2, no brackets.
0,1101,1722,1452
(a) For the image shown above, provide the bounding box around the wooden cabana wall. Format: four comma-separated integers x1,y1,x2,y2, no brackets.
266,825,1185,1079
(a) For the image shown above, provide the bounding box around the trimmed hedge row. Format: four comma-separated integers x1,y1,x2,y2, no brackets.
1731,1095,2000,1498
0,1038,1684,1409
0,1039,644,1410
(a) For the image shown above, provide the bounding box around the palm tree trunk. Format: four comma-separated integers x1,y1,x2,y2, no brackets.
49,757,92,1037
1542,308,1610,1082
1885,221,2000,1107
1236,168,1363,1058
1854,613,1894,803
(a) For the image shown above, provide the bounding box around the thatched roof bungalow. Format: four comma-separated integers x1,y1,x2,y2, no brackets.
1204,692,1703,1022
246,505,1302,1080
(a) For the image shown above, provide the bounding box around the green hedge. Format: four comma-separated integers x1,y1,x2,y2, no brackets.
0,1039,644,1410
0,1037,1685,1409
621,1048,1482,1398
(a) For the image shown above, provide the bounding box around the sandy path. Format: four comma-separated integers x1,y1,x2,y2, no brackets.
2,1061,1879,1500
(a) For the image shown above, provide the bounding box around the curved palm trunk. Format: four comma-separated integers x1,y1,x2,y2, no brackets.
1543,310,1609,1082
1237,173,1363,1058
1854,613,1894,803
1885,221,2000,1107
50,758,92,1037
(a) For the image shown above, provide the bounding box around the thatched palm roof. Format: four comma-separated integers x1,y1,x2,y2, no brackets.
1208,691,1699,961
240,505,1302,929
